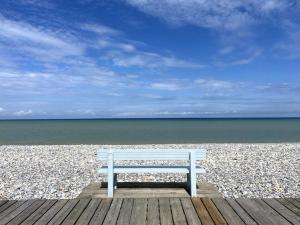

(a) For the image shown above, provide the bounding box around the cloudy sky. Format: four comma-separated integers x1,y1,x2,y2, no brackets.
0,0,300,119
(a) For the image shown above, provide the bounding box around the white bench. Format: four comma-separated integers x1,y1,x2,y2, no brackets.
97,149,206,197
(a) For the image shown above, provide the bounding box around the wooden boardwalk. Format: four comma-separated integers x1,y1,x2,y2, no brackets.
0,198,299,225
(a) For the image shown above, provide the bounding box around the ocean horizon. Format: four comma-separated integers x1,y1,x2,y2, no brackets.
1,118,300,145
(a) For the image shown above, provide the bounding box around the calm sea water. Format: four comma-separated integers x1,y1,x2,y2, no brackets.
0,118,300,145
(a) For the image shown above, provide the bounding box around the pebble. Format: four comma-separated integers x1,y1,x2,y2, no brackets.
0,144,299,199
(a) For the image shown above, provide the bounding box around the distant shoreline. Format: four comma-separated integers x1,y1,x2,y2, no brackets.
1,117,300,121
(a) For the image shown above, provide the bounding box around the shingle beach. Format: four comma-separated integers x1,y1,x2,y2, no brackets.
0,144,299,200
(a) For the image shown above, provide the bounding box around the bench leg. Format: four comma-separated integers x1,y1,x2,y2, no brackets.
186,174,190,190
189,171,197,197
107,151,114,198
114,174,118,189
189,150,197,197
108,172,114,197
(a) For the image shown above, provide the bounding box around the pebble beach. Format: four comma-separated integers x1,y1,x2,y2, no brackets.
0,144,299,200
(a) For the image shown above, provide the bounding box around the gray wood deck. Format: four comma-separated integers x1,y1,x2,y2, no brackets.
0,198,299,225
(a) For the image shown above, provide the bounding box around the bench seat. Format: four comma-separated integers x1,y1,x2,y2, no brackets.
98,165,205,174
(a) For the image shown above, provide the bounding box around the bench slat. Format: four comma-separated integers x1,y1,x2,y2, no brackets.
97,149,206,160
98,165,205,174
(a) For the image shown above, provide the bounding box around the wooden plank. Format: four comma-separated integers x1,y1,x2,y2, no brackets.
212,198,245,225
102,198,123,225
89,199,112,225
237,199,291,225
34,200,68,225
180,198,202,225
7,200,45,225
61,199,91,225
117,198,134,225
48,199,79,225
170,198,188,225
130,198,147,225
0,201,17,214
20,200,57,225
97,149,206,161
287,198,300,209
202,198,228,225
0,201,32,224
75,199,102,225
147,198,160,225
276,199,300,217
226,199,257,225
114,188,189,198
236,199,272,225
0,200,8,208
254,199,293,225
263,198,300,225
159,198,173,225
99,165,200,174
191,198,214,225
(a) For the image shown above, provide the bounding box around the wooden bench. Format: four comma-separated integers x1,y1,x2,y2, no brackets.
97,149,206,197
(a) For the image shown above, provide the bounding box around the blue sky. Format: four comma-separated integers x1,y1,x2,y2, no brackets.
0,0,300,119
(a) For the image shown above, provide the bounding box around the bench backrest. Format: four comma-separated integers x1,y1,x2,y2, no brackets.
97,149,206,161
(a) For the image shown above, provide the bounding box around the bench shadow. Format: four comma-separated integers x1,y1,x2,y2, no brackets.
78,182,220,198
100,181,197,189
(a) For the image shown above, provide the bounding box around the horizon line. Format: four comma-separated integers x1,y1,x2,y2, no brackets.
1,116,300,121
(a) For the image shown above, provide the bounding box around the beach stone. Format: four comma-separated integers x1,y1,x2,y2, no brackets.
0,143,299,199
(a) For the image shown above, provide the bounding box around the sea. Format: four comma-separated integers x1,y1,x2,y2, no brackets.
0,118,300,145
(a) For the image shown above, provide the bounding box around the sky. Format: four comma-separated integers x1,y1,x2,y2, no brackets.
0,0,300,119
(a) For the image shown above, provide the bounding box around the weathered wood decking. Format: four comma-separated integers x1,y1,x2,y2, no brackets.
0,198,299,225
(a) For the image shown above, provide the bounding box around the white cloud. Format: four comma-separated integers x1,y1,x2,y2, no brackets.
0,17,71,49
82,23,121,36
274,21,300,59
219,46,234,55
231,49,262,65
0,16,83,62
149,77,243,92
97,39,136,52
125,0,297,63
0,71,54,89
150,82,181,91
0,71,52,79
107,50,204,68
255,82,300,93
0,107,4,112
0,64,139,96
17,0,54,8
126,0,293,30
82,23,204,68
260,0,289,11
154,111,196,116
214,46,263,66
114,110,196,117
14,110,33,116
69,109,96,115
195,78,235,90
